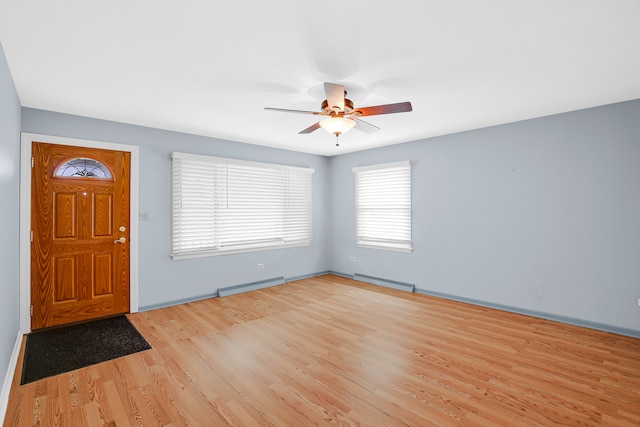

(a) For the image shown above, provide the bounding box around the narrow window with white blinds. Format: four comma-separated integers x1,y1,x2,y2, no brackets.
353,161,412,252
172,152,314,259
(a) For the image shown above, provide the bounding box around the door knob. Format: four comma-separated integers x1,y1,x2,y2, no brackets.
114,237,127,243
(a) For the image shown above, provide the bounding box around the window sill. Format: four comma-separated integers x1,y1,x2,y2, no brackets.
172,242,311,260
356,243,413,253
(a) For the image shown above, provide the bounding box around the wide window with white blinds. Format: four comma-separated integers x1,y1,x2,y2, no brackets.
172,152,314,259
353,161,412,252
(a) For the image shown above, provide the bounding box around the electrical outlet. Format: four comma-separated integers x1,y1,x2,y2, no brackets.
257,263,264,269
350,257,356,262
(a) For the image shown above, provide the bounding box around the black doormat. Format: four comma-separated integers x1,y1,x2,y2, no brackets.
21,315,151,385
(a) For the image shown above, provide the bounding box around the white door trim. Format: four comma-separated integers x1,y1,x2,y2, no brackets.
19,132,139,333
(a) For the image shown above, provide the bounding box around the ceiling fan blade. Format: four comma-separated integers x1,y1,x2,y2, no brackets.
352,101,413,117
299,122,322,134
353,118,380,134
265,107,323,115
324,82,345,112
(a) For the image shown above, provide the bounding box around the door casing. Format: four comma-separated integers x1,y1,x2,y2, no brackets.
20,133,139,333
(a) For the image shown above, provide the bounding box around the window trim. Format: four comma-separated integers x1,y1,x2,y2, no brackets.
172,151,313,174
353,160,413,253
171,152,314,260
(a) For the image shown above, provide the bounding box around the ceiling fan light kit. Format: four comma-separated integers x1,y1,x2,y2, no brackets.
265,82,412,146
319,117,356,136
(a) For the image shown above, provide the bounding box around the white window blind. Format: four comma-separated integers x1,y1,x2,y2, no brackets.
172,152,313,259
353,161,412,252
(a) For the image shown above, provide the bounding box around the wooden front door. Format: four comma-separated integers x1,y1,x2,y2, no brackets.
31,142,131,330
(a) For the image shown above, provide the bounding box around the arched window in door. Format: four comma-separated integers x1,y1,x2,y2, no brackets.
54,157,113,179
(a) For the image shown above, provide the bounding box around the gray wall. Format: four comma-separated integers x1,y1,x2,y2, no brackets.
329,99,640,334
21,108,331,310
0,41,21,394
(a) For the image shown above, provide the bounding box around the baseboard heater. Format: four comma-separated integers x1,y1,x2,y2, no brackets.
353,273,415,293
218,276,285,297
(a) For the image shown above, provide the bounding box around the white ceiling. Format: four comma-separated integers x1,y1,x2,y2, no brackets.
1,1,639,156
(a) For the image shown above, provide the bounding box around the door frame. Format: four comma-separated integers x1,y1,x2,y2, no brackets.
20,132,139,333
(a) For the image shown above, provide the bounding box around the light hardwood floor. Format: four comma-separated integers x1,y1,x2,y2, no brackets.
4,275,640,426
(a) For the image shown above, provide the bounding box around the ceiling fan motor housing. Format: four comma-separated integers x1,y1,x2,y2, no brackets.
321,98,354,116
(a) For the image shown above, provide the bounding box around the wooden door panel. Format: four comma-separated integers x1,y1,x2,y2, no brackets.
53,255,77,302
32,142,130,330
93,193,114,237
93,253,114,295
53,192,77,239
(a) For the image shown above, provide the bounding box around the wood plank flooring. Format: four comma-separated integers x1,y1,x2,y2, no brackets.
4,275,640,426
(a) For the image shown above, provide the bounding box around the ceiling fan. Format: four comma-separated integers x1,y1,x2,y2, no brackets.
265,82,412,145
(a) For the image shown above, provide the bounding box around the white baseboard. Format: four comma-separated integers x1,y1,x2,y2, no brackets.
0,331,23,425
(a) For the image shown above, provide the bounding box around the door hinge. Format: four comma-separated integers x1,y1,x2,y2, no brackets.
31,157,34,168
30,305,33,316
30,230,34,242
